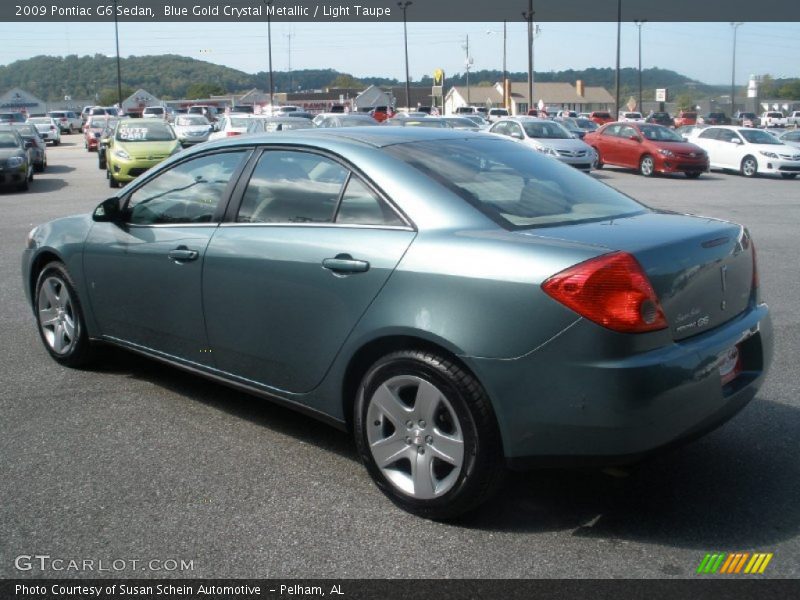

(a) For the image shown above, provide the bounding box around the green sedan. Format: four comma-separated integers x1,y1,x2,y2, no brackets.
106,119,181,187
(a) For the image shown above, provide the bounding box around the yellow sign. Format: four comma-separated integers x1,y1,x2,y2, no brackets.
433,69,444,86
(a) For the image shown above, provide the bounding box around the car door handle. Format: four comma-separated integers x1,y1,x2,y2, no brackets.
322,254,370,274
168,246,199,262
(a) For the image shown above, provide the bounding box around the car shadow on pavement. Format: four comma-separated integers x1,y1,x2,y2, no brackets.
95,346,357,461
43,164,76,174
25,178,69,194
466,394,798,550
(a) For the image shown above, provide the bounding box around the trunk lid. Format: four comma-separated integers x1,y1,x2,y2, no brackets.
521,211,755,340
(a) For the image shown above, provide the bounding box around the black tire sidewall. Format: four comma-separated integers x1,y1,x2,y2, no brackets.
354,352,501,518
34,262,93,367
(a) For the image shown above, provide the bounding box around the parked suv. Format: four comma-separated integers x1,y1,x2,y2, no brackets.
673,111,698,128
645,111,673,127
187,105,218,123
47,110,81,133
698,112,730,125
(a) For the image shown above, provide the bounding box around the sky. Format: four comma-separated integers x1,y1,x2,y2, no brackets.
0,21,799,87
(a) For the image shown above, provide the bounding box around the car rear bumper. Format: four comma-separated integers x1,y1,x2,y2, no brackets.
464,302,772,464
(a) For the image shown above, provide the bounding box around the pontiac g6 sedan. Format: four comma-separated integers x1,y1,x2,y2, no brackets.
22,128,772,519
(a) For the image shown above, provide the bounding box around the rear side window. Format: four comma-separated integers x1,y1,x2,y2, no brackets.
237,150,403,227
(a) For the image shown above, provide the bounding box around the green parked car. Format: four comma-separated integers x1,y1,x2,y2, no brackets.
106,118,181,188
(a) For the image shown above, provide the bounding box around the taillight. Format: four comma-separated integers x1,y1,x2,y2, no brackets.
226,131,241,137
542,252,668,333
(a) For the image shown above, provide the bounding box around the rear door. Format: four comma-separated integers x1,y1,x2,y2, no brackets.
694,128,723,168
202,148,416,393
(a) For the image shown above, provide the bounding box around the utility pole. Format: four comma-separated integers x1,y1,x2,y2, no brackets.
634,20,646,113
487,23,509,109
263,0,274,109
463,35,473,105
112,0,122,107
614,0,622,119
398,2,412,110
731,22,743,118
523,2,534,113
286,32,293,92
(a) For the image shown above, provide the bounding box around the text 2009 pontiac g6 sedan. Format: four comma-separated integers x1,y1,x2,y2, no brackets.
22,128,772,519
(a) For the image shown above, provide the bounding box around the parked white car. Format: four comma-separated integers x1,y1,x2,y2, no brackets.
689,125,800,179
776,129,800,150
26,117,61,145
207,114,257,141
760,111,787,128
47,110,81,133
489,117,596,172
619,112,645,123
786,111,800,127
172,114,212,146
487,108,510,122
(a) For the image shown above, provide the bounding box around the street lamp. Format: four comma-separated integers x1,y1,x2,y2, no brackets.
487,23,507,109
263,0,275,109
112,0,122,107
634,20,646,113
398,2,412,110
730,22,743,118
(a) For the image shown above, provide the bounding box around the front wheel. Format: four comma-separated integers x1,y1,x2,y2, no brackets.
592,148,603,169
34,262,95,367
108,171,119,188
741,156,758,178
354,350,504,520
639,154,655,177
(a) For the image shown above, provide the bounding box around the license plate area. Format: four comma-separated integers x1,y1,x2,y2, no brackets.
718,344,742,386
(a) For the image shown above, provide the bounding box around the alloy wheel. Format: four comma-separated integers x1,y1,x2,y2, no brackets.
366,375,464,500
37,276,79,355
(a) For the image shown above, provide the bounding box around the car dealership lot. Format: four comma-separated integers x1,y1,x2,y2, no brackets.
1,140,798,578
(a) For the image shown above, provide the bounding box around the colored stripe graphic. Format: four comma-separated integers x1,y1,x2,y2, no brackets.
699,552,773,574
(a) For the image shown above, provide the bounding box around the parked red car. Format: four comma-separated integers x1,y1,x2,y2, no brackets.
584,122,709,178
673,110,698,128
369,106,395,123
83,116,115,152
589,111,614,125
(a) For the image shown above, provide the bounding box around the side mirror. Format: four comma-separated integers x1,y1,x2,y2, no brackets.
629,134,641,142
510,131,524,140
731,138,742,145
25,139,35,148
93,197,124,223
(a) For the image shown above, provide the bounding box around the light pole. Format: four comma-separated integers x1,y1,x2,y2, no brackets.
263,0,274,109
398,2,412,110
614,0,621,119
487,23,507,109
634,20,646,113
462,35,473,105
730,22,743,118
112,0,122,107
522,2,534,113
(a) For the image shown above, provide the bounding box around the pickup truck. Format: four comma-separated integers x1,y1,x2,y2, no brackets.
761,111,788,128
787,111,800,126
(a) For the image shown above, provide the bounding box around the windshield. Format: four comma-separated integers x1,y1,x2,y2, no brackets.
740,129,782,145
176,116,208,126
522,120,572,139
639,124,684,142
0,132,20,148
14,125,37,137
445,118,480,128
228,118,252,128
89,117,112,128
575,118,598,130
385,137,645,229
115,122,175,142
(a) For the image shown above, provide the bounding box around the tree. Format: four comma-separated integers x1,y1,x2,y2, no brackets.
98,85,134,106
328,74,364,89
185,82,226,99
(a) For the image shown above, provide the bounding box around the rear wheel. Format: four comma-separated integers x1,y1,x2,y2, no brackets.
780,173,797,179
354,350,504,520
741,156,758,178
639,154,655,177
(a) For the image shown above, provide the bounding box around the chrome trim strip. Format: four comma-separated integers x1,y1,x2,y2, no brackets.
218,222,414,231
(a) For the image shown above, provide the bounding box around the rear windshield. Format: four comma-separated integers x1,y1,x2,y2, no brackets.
592,112,610,118
145,107,164,114
385,137,646,229
175,116,208,126
115,122,175,141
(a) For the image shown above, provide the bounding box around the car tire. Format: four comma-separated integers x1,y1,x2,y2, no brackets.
17,176,29,192
108,172,119,188
741,156,758,178
639,154,655,177
354,350,504,520
592,148,603,169
685,171,702,179
34,262,95,368
780,173,797,179
53,139,60,146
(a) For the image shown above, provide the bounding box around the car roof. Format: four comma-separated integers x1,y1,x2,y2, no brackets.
189,126,490,152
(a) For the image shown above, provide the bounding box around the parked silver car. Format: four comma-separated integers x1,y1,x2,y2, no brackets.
490,117,597,171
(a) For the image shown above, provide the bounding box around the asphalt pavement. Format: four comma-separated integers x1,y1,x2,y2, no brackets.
1,138,798,579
